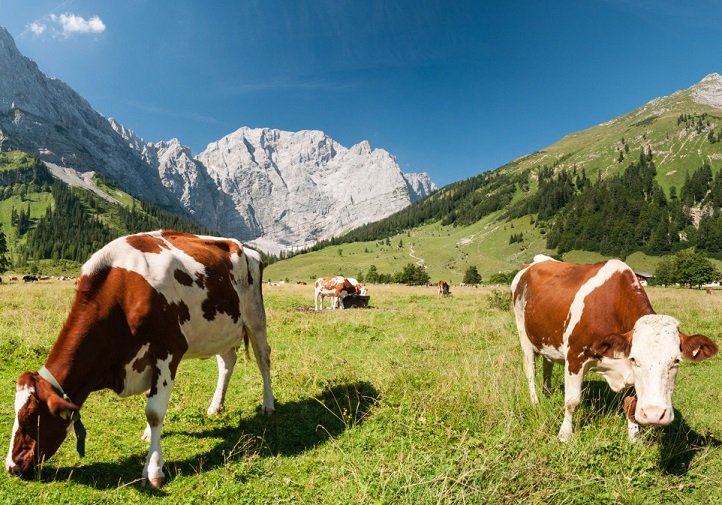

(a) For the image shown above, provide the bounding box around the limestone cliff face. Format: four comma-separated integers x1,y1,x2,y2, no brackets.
196,128,435,250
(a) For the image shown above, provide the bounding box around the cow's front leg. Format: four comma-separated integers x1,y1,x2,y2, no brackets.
624,394,639,442
142,354,176,488
207,348,237,415
558,361,585,442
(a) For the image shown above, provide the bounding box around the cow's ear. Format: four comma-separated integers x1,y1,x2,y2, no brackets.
591,332,632,359
680,333,719,362
35,376,80,419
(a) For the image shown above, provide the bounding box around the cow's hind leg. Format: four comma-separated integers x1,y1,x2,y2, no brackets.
142,354,176,488
245,322,275,414
513,294,539,404
542,358,554,396
207,348,238,415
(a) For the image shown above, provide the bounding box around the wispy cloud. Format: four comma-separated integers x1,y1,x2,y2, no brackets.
220,78,362,96
25,12,106,39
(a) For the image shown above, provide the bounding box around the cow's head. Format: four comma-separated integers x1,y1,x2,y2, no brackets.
5,372,78,477
592,314,717,426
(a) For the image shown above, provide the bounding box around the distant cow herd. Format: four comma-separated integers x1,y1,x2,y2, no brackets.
4,231,720,488
0,275,76,283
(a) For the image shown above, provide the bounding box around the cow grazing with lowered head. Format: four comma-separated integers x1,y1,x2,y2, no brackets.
511,254,717,442
6,231,275,488
314,276,357,310
347,277,368,296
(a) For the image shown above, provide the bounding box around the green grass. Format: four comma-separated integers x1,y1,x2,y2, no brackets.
0,282,721,503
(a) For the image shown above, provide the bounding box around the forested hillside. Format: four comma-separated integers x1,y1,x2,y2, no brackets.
0,150,216,270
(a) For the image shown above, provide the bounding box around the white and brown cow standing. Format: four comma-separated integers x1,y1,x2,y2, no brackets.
437,280,450,297
511,254,717,442
6,231,275,487
313,276,357,310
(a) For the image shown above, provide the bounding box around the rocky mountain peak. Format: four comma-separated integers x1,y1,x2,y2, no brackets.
690,72,722,109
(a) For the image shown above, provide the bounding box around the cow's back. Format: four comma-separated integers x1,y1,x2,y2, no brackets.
76,230,263,360
513,257,653,353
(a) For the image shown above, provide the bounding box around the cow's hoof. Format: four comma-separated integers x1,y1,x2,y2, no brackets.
143,476,165,489
261,406,275,416
207,405,223,416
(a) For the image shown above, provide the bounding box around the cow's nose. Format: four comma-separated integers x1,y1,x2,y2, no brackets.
637,406,671,425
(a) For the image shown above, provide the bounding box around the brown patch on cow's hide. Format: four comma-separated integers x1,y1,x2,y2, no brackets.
146,411,161,427
160,231,241,323
126,234,169,254
132,348,154,374
176,301,191,325
195,273,206,289
174,269,194,286
77,267,111,294
245,254,253,285
623,395,637,422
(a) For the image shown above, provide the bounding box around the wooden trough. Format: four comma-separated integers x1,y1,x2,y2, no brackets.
341,295,371,308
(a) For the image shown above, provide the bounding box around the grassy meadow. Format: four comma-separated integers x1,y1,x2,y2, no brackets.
0,281,721,503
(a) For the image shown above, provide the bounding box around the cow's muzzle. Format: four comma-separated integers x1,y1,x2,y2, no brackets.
636,405,673,426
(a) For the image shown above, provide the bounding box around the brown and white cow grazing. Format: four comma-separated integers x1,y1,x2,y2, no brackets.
511,254,717,442
6,230,275,487
437,280,450,297
313,276,357,310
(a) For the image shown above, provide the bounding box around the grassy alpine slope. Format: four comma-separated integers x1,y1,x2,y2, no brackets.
0,281,720,503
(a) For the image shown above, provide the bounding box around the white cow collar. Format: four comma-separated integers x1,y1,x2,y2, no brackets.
38,366,86,457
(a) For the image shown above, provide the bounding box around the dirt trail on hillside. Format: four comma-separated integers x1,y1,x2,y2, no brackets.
408,245,425,267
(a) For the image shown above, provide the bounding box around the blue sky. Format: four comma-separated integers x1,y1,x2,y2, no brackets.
2,1,722,187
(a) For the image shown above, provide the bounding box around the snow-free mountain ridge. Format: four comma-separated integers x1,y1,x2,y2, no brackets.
0,26,435,253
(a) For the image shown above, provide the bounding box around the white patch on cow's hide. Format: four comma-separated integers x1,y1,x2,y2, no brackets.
590,357,634,392
120,343,152,397
563,260,629,344
538,344,565,362
5,384,34,472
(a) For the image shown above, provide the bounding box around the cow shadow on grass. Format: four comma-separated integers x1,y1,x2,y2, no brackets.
580,380,720,475
46,381,379,493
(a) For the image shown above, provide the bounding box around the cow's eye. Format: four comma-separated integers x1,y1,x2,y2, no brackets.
629,357,638,366
672,359,680,366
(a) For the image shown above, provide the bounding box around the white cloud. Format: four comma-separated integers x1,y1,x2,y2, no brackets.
28,22,47,36
25,13,106,39
49,13,106,37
